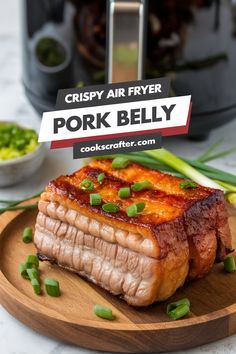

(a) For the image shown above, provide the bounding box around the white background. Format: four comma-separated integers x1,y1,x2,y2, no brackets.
0,0,236,353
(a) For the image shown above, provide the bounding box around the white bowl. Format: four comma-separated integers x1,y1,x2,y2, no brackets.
0,123,46,187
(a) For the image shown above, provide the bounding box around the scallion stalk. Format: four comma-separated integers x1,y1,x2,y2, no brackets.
131,181,152,192
0,204,38,213
196,138,224,162
145,149,225,191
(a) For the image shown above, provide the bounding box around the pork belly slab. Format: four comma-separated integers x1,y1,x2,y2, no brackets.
34,159,232,306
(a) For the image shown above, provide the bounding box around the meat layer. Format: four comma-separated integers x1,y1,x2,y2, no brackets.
35,210,189,306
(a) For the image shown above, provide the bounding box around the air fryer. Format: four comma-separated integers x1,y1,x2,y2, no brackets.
22,0,236,140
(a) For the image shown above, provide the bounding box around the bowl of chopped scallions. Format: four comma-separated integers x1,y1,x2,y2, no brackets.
0,121,46,187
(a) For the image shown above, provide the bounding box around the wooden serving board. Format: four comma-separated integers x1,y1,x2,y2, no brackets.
0,199,236,353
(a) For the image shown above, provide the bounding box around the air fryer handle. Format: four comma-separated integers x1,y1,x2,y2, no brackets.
107,0,146,83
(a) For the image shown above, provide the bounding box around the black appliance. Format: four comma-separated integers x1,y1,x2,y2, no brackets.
22,0,236,139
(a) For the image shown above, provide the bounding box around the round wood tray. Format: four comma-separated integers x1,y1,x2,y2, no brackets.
0,200,236,353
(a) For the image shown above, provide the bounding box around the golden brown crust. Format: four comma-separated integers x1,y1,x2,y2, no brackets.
43,160,219,228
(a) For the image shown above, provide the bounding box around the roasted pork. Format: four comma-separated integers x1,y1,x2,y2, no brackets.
34,159,232,306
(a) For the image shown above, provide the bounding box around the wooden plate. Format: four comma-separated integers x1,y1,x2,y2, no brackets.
0,199,236,353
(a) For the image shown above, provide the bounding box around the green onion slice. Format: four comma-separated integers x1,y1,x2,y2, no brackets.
93,304,115,320
167,298,190,320
167,304,190,320
26,268,40,281
97,173,105,184
44,278,61,297
90,193,102,206
135,202,146,212
112,157,129,169
22,227,33,243
25,255,39,269
126,202,146,217
118,187,131,199
131,180,152,192
126,204,137,217
224,255,236,273
80,179,94,191
19,263,30,279
31,278,41,295
102,203,120,213
179,181,197,190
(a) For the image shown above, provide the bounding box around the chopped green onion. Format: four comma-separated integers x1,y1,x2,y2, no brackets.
127,204,138,217
0,191,42,214
102,203,120,213
135,202,146,212
126,202,146,217
217,181,236,193
131,180,152,192
25,255,39,269
93,304,114,320
31,278,41,295
167,298,190,320
179,181,197,190
22,227,33,243
90,193,102,206
112,157,129,169
97,173,105,184
19,263,30,279
44,278,61,297
167,304,190,320
80,179,94,191
224,255,236,273
166,298,190,314
118,187,131,199
26,268,40,281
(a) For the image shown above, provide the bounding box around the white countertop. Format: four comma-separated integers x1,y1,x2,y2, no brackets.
1,1,236,354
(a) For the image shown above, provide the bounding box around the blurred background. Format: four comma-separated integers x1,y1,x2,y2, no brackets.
22,0,236,139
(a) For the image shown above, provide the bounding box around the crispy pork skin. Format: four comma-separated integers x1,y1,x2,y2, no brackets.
34,159,232,306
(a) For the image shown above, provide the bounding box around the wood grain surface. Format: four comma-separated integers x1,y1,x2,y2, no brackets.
0,199,236,353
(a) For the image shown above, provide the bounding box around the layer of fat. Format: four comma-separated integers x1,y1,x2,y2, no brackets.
38,199,159,258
